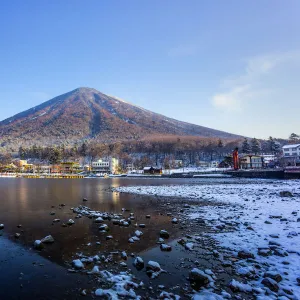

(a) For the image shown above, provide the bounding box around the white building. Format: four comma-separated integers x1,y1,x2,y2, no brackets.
282,144,300,159
92,158,119,174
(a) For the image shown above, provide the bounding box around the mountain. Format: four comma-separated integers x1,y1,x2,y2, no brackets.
0,87,240,149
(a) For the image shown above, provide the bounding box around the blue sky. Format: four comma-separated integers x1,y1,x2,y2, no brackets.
0,0,299,139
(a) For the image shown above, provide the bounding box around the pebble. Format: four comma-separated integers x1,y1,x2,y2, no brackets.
238,250,255,259
160,230,170,239
133,257,144,270
261,277,279,292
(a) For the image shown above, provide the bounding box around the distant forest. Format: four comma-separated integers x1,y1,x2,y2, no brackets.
0,133,298,170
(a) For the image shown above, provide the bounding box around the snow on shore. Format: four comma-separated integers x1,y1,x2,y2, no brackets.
115,180,300,299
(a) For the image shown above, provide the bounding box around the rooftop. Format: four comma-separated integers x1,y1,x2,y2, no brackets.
282,144,300,149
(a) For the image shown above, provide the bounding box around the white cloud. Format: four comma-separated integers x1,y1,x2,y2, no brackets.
212,51,300,111
212,85,250,111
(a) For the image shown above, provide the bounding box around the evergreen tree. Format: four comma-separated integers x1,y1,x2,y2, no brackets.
18,146,26,159
242,138,251,154
289,133,299,143
268,136,275,153
79,143,88,157
251,138,261,155
273,141,281,154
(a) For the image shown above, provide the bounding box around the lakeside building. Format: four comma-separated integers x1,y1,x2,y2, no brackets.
143,166,162,175
240,155,263,169
282,144,300,166
282,144,300,158
91,158,119,175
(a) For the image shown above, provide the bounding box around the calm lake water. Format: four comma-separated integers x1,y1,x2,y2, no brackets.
0,177,213,263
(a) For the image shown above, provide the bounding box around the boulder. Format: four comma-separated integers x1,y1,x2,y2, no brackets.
263,272,282,283
41,235,55,244
160,244,172,251
160,230,170,239
280,191,293,197
189,268,210,286
67,219,75,225
238,250,255,259
72,259,84,270
33,240,44,250
261,277,279,292
133,256,144,270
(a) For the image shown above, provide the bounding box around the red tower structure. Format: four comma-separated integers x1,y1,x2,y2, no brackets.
233,147,239,170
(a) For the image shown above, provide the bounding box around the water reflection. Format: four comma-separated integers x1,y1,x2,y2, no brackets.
0,177,237,266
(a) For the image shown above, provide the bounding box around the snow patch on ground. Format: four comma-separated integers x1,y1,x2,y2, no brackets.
115,180,300,298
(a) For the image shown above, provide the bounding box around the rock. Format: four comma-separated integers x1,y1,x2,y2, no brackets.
263,272,282,283
229,279,252,292
265,220,272,224
273,249,288,257
280,191,293,197
81,289,87,296
238,250,255,259
99,224,109,231
258,248,272,257
146,260,162,272
106,235,113,240
139,224,146,228
133,256,144,270
261,277,279,292
50,211,55,215
33,240,44,250
67,219,75,225
269,234,279,238
83,198,88,201
128,238,135,243
146,215,151,219
94,217,103,223
17,224,22,228
15,233,21,238
53,219,60,223
135,230,143,237
283,287,293,295
160,230,170,239
189,268,210,286
160,244,172,251
121,251,127,260
72,259,84,270
297,277,300,284
288,231,298,237
157,238,164,244
177,238,186,246
41,235,55,244
269,240,281,246
172,218,178,224
91,266,100,274
0,224,4,229
119,262,127,267
185,242,194,250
